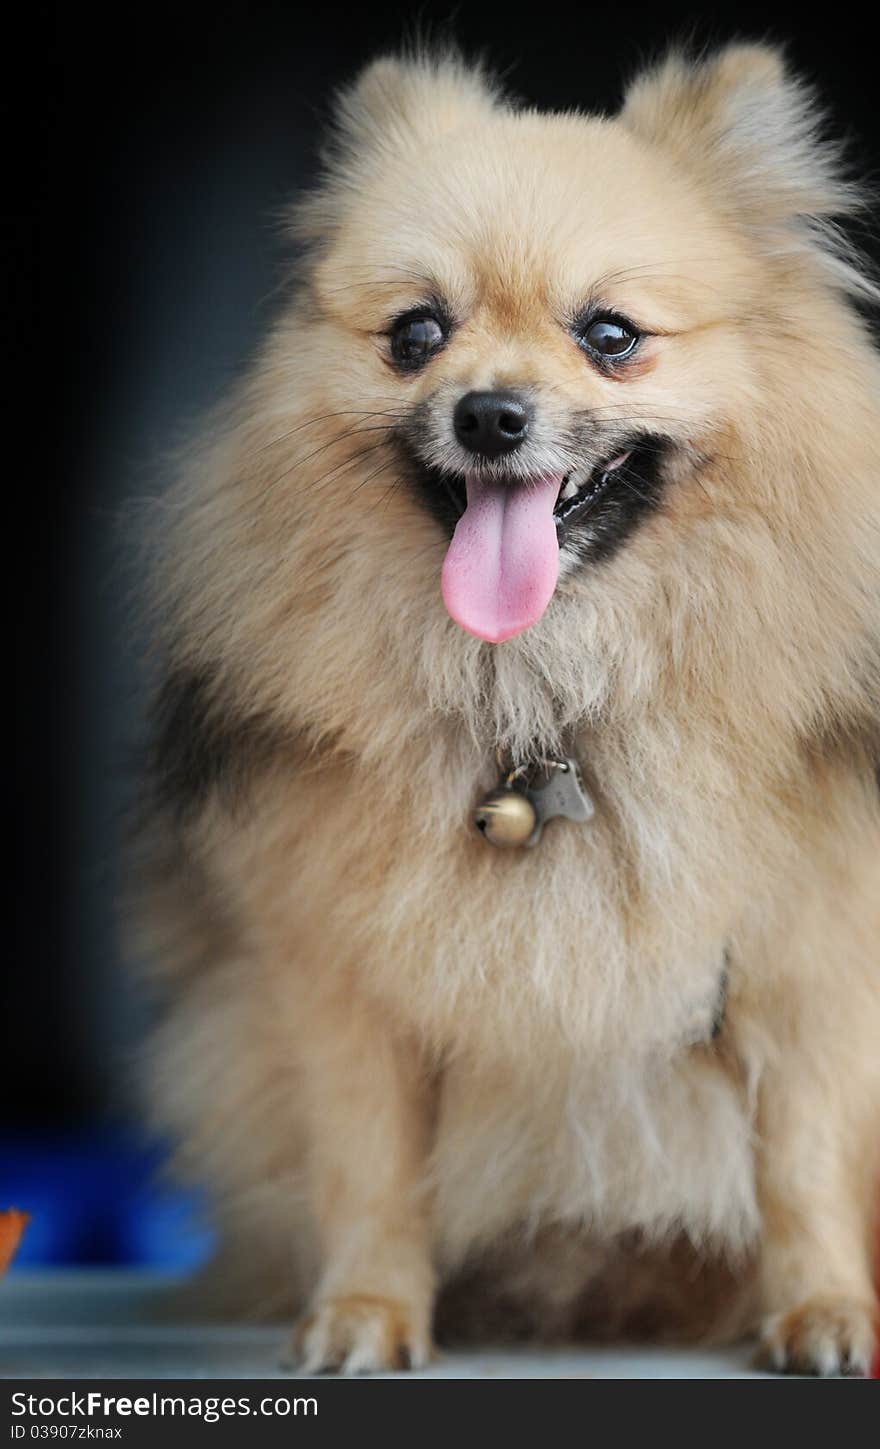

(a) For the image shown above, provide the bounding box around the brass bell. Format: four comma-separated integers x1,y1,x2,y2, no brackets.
473,788,537,848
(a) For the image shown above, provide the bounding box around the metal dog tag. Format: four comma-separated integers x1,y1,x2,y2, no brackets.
474,755,594,849
525,758,594,845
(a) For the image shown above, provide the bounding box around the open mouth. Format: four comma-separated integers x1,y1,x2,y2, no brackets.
436,438,658,543
555,446,637,539
552,447,631,524
396,431,670,644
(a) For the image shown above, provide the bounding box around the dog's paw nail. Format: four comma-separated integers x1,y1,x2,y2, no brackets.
292,1294,432,1376
758,1296,877,1377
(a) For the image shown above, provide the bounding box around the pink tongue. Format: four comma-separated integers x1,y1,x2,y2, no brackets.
441,474,562,643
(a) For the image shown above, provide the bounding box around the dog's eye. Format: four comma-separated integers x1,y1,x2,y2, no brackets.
578,314,639,362
390,312,446,369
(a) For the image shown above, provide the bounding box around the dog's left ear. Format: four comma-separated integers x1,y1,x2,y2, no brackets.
621,44,856,229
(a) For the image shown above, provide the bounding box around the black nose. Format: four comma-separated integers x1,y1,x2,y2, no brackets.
453,390,531,459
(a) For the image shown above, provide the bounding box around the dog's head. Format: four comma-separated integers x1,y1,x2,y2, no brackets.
286,44,870,648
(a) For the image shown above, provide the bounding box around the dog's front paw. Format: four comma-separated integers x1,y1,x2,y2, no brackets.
758,1295,877,1377
292,1293,433,1375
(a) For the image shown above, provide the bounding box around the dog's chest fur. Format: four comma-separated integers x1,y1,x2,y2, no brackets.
255,747,762,1264
430,1043,759,1269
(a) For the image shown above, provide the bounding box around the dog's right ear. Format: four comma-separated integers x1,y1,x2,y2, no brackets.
293,53,500,245
330,53,500,162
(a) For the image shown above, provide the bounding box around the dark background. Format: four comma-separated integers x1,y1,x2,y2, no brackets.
8,1,878,1256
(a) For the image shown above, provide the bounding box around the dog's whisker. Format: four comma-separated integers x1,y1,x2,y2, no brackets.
306,440,393,496
257,409,408,455
358,464,403,511
257,422,398,498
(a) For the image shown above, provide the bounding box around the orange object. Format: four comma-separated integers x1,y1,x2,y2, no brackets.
0,1209,30,1274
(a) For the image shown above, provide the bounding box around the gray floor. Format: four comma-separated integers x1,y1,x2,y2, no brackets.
0,1272,769,1378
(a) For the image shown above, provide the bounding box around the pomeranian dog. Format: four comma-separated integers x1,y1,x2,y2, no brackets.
136,42,880,1375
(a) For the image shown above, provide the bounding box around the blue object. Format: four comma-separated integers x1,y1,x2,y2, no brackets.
0,1132,214,1270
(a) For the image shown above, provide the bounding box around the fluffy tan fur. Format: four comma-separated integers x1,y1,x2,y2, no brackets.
135,44,880,1374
